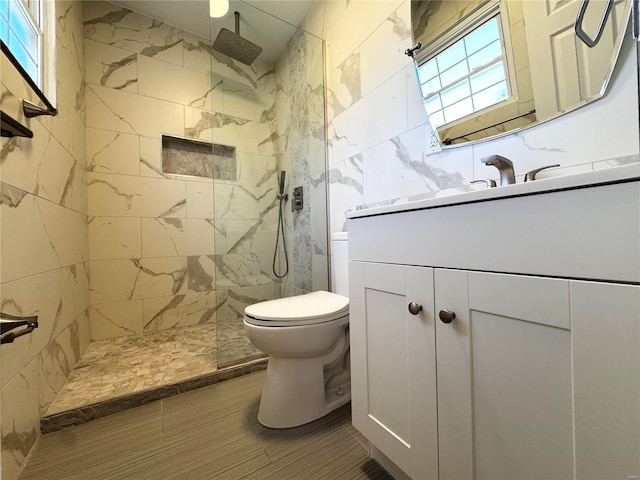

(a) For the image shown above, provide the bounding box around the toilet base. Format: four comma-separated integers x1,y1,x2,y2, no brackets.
257,356,351,428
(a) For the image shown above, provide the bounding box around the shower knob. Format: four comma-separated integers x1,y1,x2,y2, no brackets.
439,309,456,324
408,302,423,315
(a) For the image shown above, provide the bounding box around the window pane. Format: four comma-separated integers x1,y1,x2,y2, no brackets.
437,40,466,72
429,110,445,128
9,30,37,78
418,59,438,84
9,0,37,51
468,40,502,70
440,60,469,88
424,95,442,115
470,62,505,93
0,17,8,44
0,0,8,20
441,80,470,108
421,76,441,96
444,97,473,123
465,17,499,55
472,81,508,110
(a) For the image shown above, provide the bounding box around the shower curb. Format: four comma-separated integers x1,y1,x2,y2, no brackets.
40,357,268,434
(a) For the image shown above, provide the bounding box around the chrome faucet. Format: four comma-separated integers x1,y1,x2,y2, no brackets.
481,155,515,186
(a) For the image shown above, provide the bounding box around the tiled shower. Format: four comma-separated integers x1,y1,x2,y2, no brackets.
0,1,327,476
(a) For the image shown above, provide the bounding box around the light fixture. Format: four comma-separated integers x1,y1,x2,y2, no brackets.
209,0,229,18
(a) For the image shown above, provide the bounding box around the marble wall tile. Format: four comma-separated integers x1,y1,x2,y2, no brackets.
184,107,258,153
188,255,216,293
327,154,364,214
213,253,274,289
0,121,76,206
406,66,431,133
362,125,472,204
86,84,185,138
360,3,412,96
1,269,63,389
1,357,40,480
324,0,404,75
186,182,214,218
39,319,82,414
214,184,261,220
327,51,361,120
85,39,138,93
86,128,140,176
88,216,142,260
234,152,277,189
87,172,186,218
141,218,215,258
1,187,62,282
59,264,91,333
142,291,222,332
89,257,188,305
137,55,221,109
89,300,144,340
221,80,276,123
83,1,184,66
330,68,408,164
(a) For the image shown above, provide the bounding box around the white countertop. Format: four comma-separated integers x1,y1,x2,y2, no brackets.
347,163,640,219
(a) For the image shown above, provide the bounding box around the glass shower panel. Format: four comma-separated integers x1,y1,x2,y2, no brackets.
208,7,329,368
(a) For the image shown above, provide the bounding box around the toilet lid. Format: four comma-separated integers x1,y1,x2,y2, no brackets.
244,291,349,326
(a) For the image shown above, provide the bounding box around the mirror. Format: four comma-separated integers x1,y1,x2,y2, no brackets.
410,0,632,147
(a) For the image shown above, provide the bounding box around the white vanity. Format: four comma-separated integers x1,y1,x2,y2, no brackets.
347,164,640,480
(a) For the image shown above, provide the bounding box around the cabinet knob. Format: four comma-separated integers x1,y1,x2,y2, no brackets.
439,309,456,324
408,302,423,315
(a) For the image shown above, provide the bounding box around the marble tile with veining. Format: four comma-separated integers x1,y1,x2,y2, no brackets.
143,291,223,332
141,218,216,258
87,172,186,218
83,1,184,66
89,257,188,306
85,39,138,93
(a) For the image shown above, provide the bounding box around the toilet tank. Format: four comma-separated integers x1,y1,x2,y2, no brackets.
331,232,349,297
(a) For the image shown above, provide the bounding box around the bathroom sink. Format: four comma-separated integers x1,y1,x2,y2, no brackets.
347,163,640,283
348,163,640,219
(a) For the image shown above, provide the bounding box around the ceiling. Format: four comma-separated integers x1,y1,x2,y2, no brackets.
111,0,316,63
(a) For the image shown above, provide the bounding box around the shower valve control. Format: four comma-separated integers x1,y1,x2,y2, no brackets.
292,186,304,211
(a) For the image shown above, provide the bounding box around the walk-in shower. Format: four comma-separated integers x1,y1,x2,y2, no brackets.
1,0,329,439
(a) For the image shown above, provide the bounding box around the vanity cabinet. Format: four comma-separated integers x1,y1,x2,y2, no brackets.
347,177,640,480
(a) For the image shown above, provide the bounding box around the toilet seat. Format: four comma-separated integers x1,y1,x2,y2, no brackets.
244,291,349,327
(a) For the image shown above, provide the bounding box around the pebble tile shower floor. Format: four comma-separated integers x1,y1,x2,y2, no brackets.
42,324,266,432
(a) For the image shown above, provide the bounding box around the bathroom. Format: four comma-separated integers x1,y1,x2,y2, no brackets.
1,0,639,479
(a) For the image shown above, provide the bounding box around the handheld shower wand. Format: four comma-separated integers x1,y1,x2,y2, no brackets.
273,171,289,278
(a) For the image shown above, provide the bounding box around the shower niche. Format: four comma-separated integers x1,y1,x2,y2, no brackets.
161,135,237,181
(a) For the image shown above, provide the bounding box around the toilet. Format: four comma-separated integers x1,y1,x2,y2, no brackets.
243,234,350,428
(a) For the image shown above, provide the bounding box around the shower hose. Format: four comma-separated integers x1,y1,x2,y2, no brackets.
273,191,289,278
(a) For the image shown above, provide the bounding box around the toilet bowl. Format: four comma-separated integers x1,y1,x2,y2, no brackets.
243,234,350,429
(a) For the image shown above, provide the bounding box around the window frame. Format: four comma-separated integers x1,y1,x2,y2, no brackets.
414,0,516,131
1,0,57,111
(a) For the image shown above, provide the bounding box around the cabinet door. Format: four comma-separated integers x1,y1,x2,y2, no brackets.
349,261,438,479
571,281,640,480
436,269,574,480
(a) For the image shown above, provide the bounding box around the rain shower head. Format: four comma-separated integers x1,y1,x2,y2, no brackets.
212,11,263,65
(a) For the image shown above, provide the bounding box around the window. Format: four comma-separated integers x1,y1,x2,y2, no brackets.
1,0,43,85
417,12,510,129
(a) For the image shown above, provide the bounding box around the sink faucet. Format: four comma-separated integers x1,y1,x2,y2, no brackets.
481,155,515,186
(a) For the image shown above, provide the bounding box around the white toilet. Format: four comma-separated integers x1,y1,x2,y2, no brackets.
243,234,350,428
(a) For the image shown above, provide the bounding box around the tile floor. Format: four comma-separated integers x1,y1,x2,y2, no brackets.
21,370,393,480
46,323,262,416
